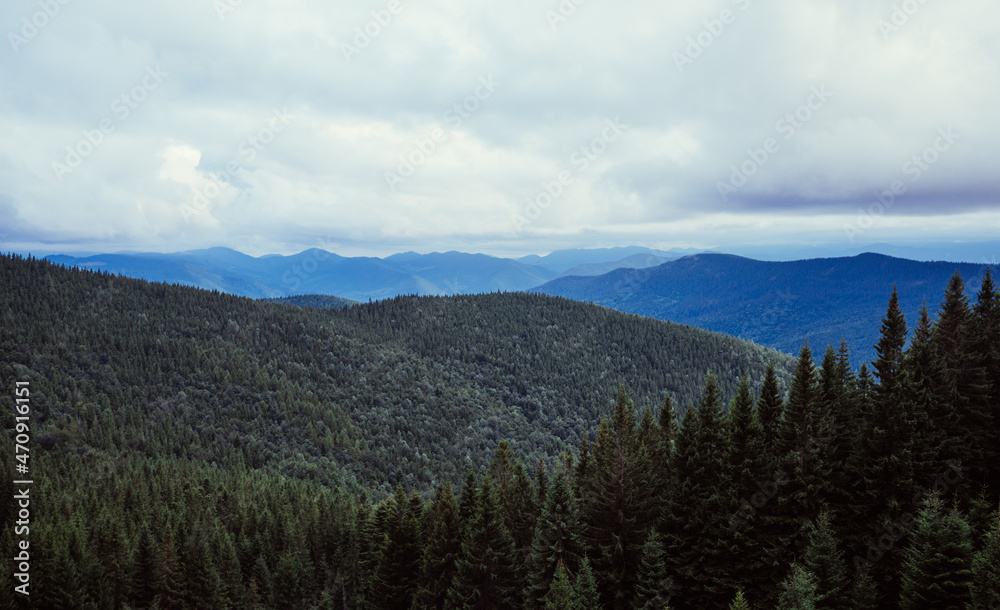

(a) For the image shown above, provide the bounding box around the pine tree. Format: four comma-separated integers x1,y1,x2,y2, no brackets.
723,374,771,601
773,344,833,560
526,469,585,609
757,361,784,441
156,529,186,610
579,385,657,609
972,267,1000,498
132,526,159,609
902,302,950,474
729,590,751,610
634,530,674,609
446,476,520,609
898,495,974,609
544,563,577,610
968,506,1000,610
663,373,729,609
777,563,819,610
573,557,600,609
933,272,992,497
801,512,850,610
414,482,461,610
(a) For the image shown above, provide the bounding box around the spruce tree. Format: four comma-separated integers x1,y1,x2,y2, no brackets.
544,563,578,610
972,267,1000,498
414,482,461,610
663,373,729,609
723,374,771,601
634,530,673,609
729,590,751,610
526,469,585,610
579,385,657,609
757,361,784,442
933,272,992,497
801,511,850,610
777,563,819,610
446,476,520,609
774,344,833,559
574,557,600,609
898,495,974,609
969,505,1000,610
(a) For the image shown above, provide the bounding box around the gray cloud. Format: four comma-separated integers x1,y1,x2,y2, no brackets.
1,0,998,256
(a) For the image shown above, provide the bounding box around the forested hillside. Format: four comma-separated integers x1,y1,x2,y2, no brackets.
535,252,992,366
1,254,998,609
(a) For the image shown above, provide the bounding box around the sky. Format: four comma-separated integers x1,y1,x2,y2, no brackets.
1,0,999,258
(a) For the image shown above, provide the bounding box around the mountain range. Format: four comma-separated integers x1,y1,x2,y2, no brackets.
35,245,999,366
42,246,680,301
533,252,993,365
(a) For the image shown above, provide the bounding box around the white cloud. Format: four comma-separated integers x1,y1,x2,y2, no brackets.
1,0,998,255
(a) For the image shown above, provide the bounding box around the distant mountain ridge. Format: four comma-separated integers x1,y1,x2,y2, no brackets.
533,252,994,365
41,246,678,301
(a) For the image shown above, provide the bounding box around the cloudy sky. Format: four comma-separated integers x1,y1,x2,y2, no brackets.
1,0,998,257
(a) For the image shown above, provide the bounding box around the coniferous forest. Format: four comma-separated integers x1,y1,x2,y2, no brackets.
1,253,999,609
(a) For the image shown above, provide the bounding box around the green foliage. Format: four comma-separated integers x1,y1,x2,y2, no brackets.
899,495,974,609
777,564,819,610
2,254,1000,609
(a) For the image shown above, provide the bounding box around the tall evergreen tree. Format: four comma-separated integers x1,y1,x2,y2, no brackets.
972,267,1000,498
933,272,992,497
729,589,751,610
773,344,832,560
414,482,462,610
526,469,585,610
446,476,520,610
723,374,771,601
634,530,673,609
573,557,600,609
757,361,785,442
579,385,657,609
543,563,578,610
663,373,729,609
898,495,974,609
777,563,819,610
969,506,1000,610
801,512,850,610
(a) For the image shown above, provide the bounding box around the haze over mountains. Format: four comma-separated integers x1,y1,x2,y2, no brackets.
534,252,994,366
35,242,999,366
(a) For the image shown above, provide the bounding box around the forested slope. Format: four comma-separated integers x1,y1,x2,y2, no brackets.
0,254,791,495
2,254,997,610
